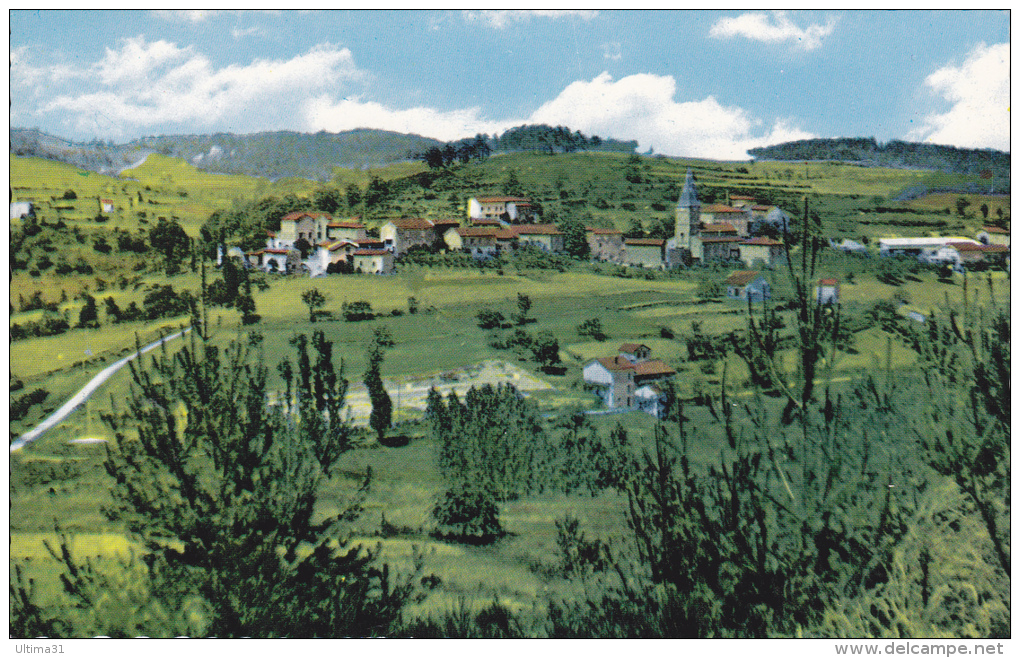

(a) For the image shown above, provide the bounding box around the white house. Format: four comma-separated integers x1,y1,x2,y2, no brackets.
879,237,979,257
100,198,115,213
10,201,34,219
815,278,840,305
726,270,771,302
468,196,534,222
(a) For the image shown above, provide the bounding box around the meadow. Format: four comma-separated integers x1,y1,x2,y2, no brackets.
8,147,1010,637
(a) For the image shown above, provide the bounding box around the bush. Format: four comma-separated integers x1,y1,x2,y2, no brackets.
341,300,374,322
431,486,504,545
576,317,607,341
476,309,506,330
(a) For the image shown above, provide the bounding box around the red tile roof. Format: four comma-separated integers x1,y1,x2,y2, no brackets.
730,195,756,201
475,196,531,203
456,227,500,237
470,218,503,226
634,360,676,377
751,205,774,212
389,218,434,230
495,229,517,240
281,211,332,222
981,225,1009,234
742,237,784,246
353,249,390,257
327,221,365,229
701,223,738,233
515,224,563,236
951,242,1008,253
818,278,839,286
327,241,357,252
618,343,649,353
698,236,745,244
586,226,623,235
625,238,665,246
263,248,290,255
596,356,636,372
726,270,762,286
703,204,748,214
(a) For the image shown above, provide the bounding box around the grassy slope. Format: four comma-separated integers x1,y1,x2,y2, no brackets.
8,149,1010,628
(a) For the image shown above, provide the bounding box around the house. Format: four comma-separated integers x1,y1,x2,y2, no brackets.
726,270,771,302
312,239,359,275
830,238,869,255
247,248,295,273
700,223,739,238
816,278,840,305
691,235,743,262
99,198,115,213
380,218,438,257
325,219,366,242
738,237,785,267
977,226,1010,247
468,196,534,222
445,226,500,258
585,227,625,263
583,356,636,409
617,343,652,363
700,204,752,236
275,211,334,249
431,218,462,240
469,218,506,228
948,242,1009,269
583,345,675,415
514,224,564,253
10,201,34,219
624,238,667,269
728,194,758,209
879,237,978,258
352,249,394,274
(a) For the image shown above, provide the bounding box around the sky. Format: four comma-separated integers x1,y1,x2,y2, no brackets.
9,10,1011,160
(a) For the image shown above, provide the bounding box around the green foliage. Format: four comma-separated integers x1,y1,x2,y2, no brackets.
76,294,99,328
148,217,191,275
476,308,506,330
9,388,49,423
514,293,532,326
301,287,327,322
365,336,392,442
341,300,374,322
431,485,504,545
576,317,607,341
68,331,414,637
531,330,561,369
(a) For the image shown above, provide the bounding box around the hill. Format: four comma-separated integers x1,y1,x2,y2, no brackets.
747,137,1009,194
10,127,444,181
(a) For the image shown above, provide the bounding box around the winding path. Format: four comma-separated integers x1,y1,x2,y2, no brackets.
10,327,192,453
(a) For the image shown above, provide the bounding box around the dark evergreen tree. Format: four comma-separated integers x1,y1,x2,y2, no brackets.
364,336,392,443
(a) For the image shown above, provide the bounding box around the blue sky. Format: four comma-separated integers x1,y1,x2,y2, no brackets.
9,10,1010,159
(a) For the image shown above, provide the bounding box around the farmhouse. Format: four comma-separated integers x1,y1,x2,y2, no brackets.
10,201,34,219
275,211,334,249
726,270,770,302
977,225,1010,247
351,249,394,275
247,248,295,273
585,227,625,263
816,278,840,305
583,344,676,416
700,204,752,235
311,239,359,275
691,235,743,262
738,237,785,267
325,219,367,242
445,226,501,258
624,238,667,269
100,198,115,213
948,242,1009,269
468,196,534,223
514,224,564,253
879,236,979,257
380,218,438,257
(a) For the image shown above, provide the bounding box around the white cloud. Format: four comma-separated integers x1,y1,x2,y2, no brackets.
601,42,622,61
37,39,362,139
525,72,814,159
232,25,267,39
709,11,836,51
151,10,224,23
907,42,1009,151
462,10,597,30
304,97,508,142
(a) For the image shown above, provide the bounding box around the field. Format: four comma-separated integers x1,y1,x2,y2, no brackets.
8,148,1010,637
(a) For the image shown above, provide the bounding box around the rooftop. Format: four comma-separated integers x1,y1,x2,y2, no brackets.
703,204,748,214
475,195,531,203
742,237,784,246
701,223,737,233
625,238,665,246
388,218,434,230
726,270,762,286
353,249,390,257
586,226,623,235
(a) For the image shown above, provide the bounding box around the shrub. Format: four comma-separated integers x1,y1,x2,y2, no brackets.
431,486,504,545
476,309,505,329
341,300,374,322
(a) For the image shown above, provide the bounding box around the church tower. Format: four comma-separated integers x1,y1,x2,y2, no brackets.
674,168,700,251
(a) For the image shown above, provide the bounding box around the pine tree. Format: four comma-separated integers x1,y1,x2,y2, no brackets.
364,336,392,443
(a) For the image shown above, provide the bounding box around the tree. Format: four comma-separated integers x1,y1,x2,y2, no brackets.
956,196,971,217
514,293,532,326
301,288,326,323
623,218,645,239
312,188,342,214
149,218,191,275
576,317,607,341
407,296,419,315
293,238,313,260
77,294,99,328
104,296,122,323
531,331,561,370
505,169,524,197
558,215,590,260
364,337,392,443
476,308,506,330
980,203,990,219
345,183,363,211
31,331,417,637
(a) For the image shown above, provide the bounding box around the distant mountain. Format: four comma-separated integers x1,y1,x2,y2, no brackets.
10,128,445,181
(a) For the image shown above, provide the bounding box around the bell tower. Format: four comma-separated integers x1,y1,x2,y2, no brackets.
674,168,701,251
